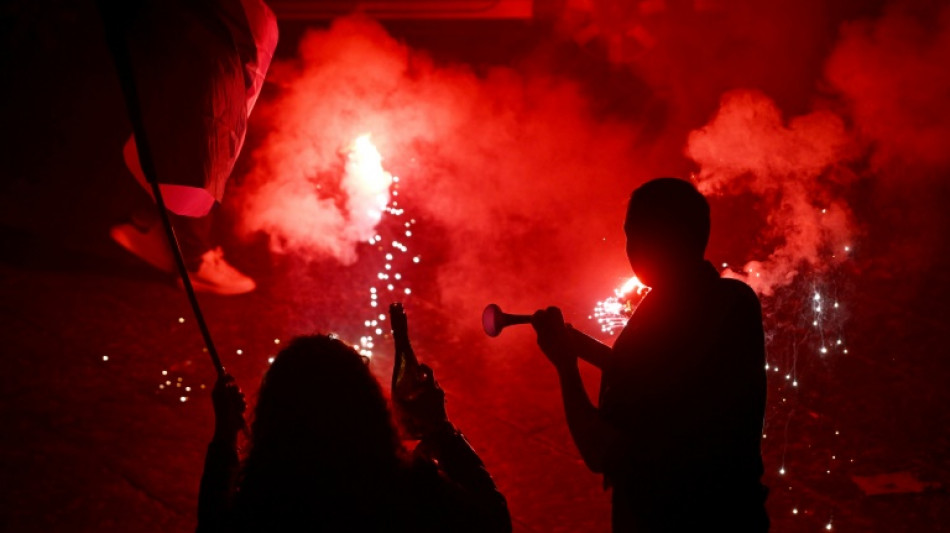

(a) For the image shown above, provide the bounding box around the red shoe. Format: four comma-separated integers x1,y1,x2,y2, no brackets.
110,221,175,272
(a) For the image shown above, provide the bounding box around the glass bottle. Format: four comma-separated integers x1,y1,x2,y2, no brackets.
389,302,427,437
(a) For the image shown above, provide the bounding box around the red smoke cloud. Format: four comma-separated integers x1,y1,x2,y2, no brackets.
826,2,950,172
237,16,645,326
682,1,950,293
556,0,840,139
687,90,858,295
236,1,949,326
822,2,950,278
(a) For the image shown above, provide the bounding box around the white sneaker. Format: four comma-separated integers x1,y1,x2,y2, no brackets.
184,247,256,295
110,221,175,273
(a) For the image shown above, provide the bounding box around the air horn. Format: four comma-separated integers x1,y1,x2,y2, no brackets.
482,303,611,369
482,303,533,337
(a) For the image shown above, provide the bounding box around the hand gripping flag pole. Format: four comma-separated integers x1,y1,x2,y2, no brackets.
99,4,224,377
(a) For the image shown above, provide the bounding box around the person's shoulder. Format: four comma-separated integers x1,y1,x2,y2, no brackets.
716,277,761,309
718,276,756,295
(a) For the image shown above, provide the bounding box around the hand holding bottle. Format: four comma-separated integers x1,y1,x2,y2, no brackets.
390,303,449,438
396,362,450,438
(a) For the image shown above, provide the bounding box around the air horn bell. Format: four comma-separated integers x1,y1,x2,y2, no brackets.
482,303,533,337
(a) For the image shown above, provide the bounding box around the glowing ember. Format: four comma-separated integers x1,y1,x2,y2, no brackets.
591,276,650,335
155,365,200,404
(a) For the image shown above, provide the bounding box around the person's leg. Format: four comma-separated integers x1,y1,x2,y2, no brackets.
168,208,214,272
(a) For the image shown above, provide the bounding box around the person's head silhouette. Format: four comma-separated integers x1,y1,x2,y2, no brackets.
246,334,398,469
235,335,401,526
624,177,710,289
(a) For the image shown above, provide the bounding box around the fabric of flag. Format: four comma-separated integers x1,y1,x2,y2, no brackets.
118,0,278,216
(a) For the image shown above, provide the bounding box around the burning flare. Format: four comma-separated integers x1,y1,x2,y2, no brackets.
344,134,393,239
592,276,650,335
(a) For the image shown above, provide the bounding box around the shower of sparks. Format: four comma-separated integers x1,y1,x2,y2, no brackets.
809,286,848,358
350,134,416,358
767,276,849,401
591,276,650,335
760,240,851,528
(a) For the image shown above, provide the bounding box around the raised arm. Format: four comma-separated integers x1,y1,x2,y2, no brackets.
397,364,511,533
196,374,245,533
532,307,611,473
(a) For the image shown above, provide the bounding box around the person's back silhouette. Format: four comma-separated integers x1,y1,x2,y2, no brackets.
198,335,510,532
533,177,769,531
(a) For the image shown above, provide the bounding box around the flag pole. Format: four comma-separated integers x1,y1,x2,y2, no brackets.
99,3,225,377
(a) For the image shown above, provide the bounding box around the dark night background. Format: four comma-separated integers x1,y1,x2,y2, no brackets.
1,0,948,531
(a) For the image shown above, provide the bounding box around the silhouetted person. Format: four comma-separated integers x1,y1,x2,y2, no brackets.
197,335,511,532
532,177,768,531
